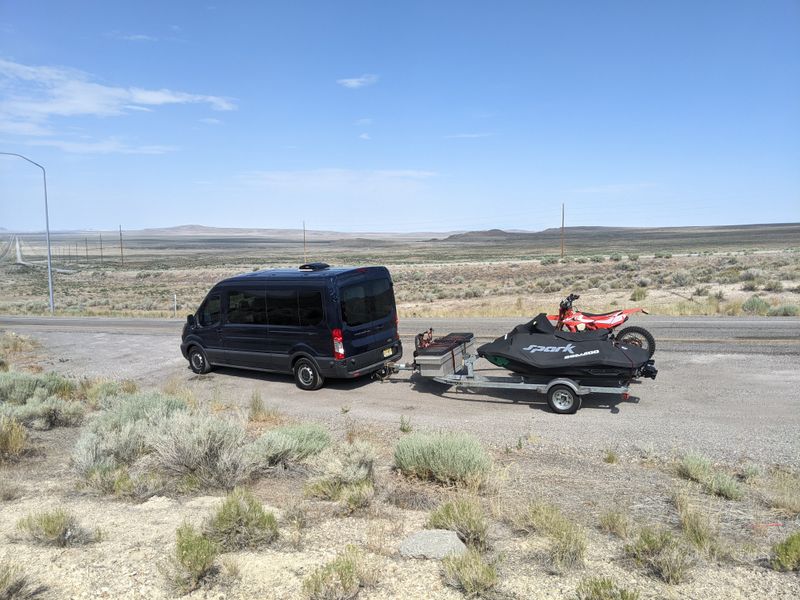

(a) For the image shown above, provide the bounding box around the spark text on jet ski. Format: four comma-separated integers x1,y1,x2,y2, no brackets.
522,343,576,354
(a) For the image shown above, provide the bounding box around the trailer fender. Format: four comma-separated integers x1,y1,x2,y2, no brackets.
544,378,581,396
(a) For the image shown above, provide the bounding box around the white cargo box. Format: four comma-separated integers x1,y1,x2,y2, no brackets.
414,333,476,378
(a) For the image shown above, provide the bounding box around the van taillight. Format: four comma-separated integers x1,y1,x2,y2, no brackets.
394,312,399,339
332,328,345,360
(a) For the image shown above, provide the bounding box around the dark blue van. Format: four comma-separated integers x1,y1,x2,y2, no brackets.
180,263,402,390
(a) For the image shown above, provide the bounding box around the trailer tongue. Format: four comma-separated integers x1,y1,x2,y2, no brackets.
384,326,656,414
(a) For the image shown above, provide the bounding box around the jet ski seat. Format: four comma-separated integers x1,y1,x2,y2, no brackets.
554,330,610,342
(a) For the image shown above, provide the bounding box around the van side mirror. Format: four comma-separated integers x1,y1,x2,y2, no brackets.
186,314,196,327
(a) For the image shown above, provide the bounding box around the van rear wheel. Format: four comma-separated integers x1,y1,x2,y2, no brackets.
294,358,324,390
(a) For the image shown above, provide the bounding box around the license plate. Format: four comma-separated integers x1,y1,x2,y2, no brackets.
383,348,393,358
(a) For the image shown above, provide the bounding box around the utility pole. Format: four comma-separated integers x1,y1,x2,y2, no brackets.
560,203,565,258
75,242,79,263
119,225,124,266
99,232,104,265
85,238,88,260
303,221,307,263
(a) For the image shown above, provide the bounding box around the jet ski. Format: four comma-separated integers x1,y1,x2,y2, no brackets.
478,313,657,386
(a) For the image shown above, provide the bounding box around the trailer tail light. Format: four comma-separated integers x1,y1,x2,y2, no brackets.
622,392,630,401
332,328,345,360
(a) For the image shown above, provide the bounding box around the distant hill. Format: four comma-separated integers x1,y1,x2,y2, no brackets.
440,223,800,252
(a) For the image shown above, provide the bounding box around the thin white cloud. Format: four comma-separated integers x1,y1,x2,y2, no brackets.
359,133,371,140
0,119,51,136
569,183,656,194
336,74,379,89
200,117,222,125
355,117,373,126
243,168,435,186
0,58,236,140
444,133,494,139
26,138,177,155
105,31,158,42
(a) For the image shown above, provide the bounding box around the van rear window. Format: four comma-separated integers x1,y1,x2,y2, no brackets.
340,278,393,327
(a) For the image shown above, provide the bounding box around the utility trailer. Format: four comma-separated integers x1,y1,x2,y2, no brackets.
383,331,632,414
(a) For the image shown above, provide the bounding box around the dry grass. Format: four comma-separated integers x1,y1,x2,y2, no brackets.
0,560,44,599
672,490,721,558
302,545,378,600
165,522,219,595
204,487,279,550
763,469,800,516
247,390,284,425
426,496,489,549
599,509,630,539
575,577,640,600
770,531,800,572
16,508,95,547
442,548,498,599
0,415,26,460
625,526,695,584
306,441,377,513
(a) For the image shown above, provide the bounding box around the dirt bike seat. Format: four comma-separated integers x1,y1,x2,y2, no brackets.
578,310,619,318
554,330,610,342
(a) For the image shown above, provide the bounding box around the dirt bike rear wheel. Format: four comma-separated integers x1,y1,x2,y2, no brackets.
616,326,656,358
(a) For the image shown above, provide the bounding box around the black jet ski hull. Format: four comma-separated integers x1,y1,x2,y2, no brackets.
477,314,656,385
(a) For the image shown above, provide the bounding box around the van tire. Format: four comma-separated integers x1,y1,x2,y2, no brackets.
294,358,324,390
188,345,212,374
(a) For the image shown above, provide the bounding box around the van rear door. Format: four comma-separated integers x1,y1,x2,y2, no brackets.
339,276,399,369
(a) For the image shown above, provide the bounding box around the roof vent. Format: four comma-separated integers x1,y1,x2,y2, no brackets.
299,262,330,271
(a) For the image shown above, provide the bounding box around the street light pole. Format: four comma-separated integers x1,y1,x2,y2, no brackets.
1,152,55,314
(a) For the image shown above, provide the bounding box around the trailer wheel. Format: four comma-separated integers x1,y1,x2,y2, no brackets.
547,385,580,414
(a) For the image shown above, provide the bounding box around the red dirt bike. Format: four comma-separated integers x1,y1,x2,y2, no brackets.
548,293,656,357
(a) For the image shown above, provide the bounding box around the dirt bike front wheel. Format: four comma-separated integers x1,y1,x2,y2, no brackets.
616,326,656,358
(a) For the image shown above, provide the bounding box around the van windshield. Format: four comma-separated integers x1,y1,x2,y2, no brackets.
340,278,394,327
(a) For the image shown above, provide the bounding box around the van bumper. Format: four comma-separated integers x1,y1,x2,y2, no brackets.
318,341,403,379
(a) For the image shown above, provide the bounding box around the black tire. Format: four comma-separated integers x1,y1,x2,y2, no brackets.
293,357,324,391
188,345,211,374
616,326,656,358
547,384,581,414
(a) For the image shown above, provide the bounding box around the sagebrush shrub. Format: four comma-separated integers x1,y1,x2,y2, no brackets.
0,371,76,404
394,432,491,487
149,412,252,490
249,423,330,470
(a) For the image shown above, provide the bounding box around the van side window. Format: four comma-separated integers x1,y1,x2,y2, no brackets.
299,290,324,326
198,295,221,326
341,278,393,326
227,290,267,324
266,289,300,326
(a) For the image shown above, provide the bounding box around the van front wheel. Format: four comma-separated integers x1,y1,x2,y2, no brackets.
188,346,211,374
294,358,324,391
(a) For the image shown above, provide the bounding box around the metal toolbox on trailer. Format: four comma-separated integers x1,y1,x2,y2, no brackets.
413,333,475,378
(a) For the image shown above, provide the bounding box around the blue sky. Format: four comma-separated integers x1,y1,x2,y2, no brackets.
1,1,798,233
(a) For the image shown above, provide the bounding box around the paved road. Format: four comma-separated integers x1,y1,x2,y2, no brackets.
1,314,799,354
